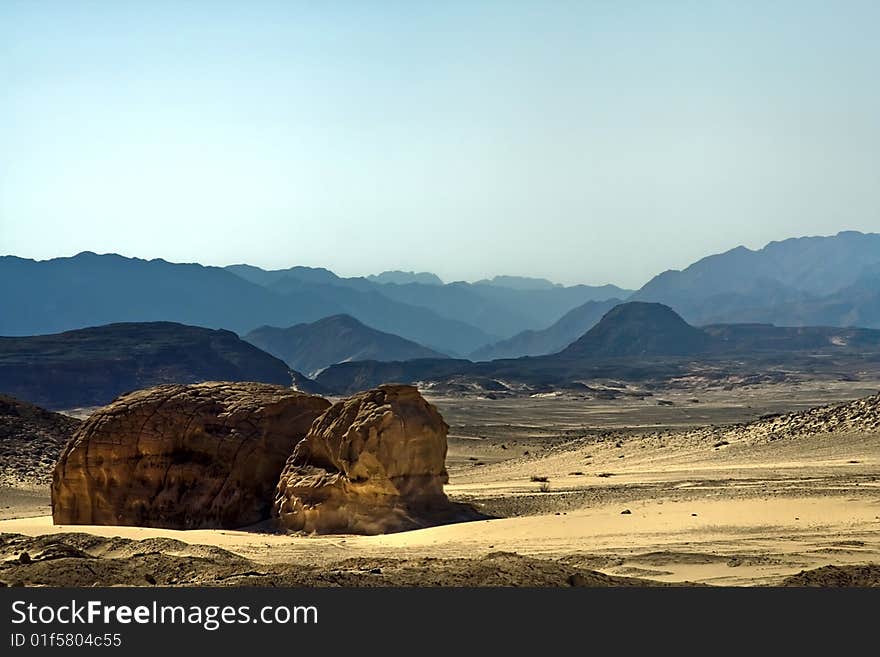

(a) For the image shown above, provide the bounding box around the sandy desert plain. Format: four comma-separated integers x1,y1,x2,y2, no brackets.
1,377,879,587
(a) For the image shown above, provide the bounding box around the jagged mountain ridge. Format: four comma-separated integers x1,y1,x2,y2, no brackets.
633,231,880,327
0,253,494,356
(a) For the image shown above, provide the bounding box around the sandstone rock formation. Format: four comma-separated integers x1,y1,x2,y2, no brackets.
274,384,465,534
52,382,330,529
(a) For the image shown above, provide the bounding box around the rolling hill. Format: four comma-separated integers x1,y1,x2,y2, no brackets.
557,302,716,358
0,322,295,409
245,315,448,377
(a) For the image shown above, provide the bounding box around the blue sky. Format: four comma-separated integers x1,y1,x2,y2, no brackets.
2,1,879,288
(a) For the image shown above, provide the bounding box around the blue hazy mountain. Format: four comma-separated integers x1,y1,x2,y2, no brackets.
633,231,880,327
367,270,443,286
245,314,448,377
471,298,622,360
0,253,493,356
228,264,630,340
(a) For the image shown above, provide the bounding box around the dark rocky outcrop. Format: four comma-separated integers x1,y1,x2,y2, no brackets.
0,532,664,587
0,322,294,409
51,382,330,529
780,564,880,587
557,302,716,358
0,395,81,486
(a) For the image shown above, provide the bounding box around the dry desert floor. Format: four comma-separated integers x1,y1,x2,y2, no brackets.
2,380,879,586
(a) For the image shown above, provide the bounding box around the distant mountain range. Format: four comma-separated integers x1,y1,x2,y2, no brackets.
470,230,880,358
5,300,880,407
633,231,880,327
367,270,443,286
0,253,490,355
0,322,293,409
0,252,627,357
225,263,629,343
2,230,879,370
474,275,561,290
245,314,447,377
471,299,621,360
557,302,715,358
314,301,880,394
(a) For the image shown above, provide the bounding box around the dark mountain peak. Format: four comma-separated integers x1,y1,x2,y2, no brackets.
559,302,714,358
633,231,880,325
226,263,342,287
244,315,448,377
45,320,243,343
311,314,364,329
766,230,871,248
68,251,126,263
836,229,868,238
599,301,690,323
367,270,444,286
285,265,340,281
475,275,560,290
471,298,622,360
701,244,752,258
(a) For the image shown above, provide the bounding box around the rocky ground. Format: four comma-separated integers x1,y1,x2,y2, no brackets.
0,394,80,488
647,391,880,445
1,531,875,587
1,380,878,586
0,532,664,587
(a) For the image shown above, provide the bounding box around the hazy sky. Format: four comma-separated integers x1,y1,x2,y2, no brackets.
2,1,879,288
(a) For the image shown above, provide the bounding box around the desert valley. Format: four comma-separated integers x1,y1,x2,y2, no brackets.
1,231,879,587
